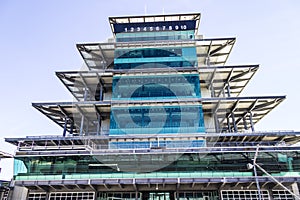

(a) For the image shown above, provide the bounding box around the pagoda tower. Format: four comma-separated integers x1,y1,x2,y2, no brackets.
5,13,300,200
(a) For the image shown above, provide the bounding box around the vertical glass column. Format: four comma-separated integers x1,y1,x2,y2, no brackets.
110,21,205,148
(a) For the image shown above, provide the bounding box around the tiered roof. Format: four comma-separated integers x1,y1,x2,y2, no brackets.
6,13,290,140
5,13,300,193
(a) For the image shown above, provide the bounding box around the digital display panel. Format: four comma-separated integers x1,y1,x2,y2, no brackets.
113,20,196,33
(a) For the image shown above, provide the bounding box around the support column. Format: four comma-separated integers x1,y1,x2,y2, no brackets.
70,122,74,135
214,114,220,133
249,112,255,132
206,56,211,66
17,141,21,150
102,61,107,69
80,115,85,136
135,191,139,200
86,119,89,134
79,89,88,136
243,116,248,130
96,114,101,136
45,192,50,200
226,116,231,132
231,113,237,132
288,157,294,172
292,183,300,198
84,88,88,101
99,84,103,101
222,89,226,97
63,118,68,137
174,191,179,200
210,80,215,97
268,189,274,200
253,146,262,200
226,83,231,97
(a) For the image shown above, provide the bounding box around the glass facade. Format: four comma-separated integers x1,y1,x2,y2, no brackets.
110,20,205,149
13,151,300,180
114,47,197,69
109,140,205,149
110,105,205,135
112,74,200,99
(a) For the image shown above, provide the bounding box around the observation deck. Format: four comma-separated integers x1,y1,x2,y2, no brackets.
109,13,201,35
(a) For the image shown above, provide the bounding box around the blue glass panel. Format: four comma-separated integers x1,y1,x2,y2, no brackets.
115,48,183,58
116,30,195,42
112,74,200,99
109,140,206,149
14,159,27,176
13,152,300,177
114,61,196,69
114,47,197,69
109,105,205,135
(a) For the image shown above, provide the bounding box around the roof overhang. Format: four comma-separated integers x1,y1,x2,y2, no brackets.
5,130,300,149
56,64,258,101
0,151,13,159
76,37,235,70
31,96,285,134
14,176,300,192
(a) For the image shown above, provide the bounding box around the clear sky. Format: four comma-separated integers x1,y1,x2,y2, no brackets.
0,0,300,180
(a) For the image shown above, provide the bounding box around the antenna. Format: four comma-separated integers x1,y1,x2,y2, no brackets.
162,8,165,15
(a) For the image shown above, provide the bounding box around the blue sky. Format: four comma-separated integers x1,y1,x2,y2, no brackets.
0,0,300,180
